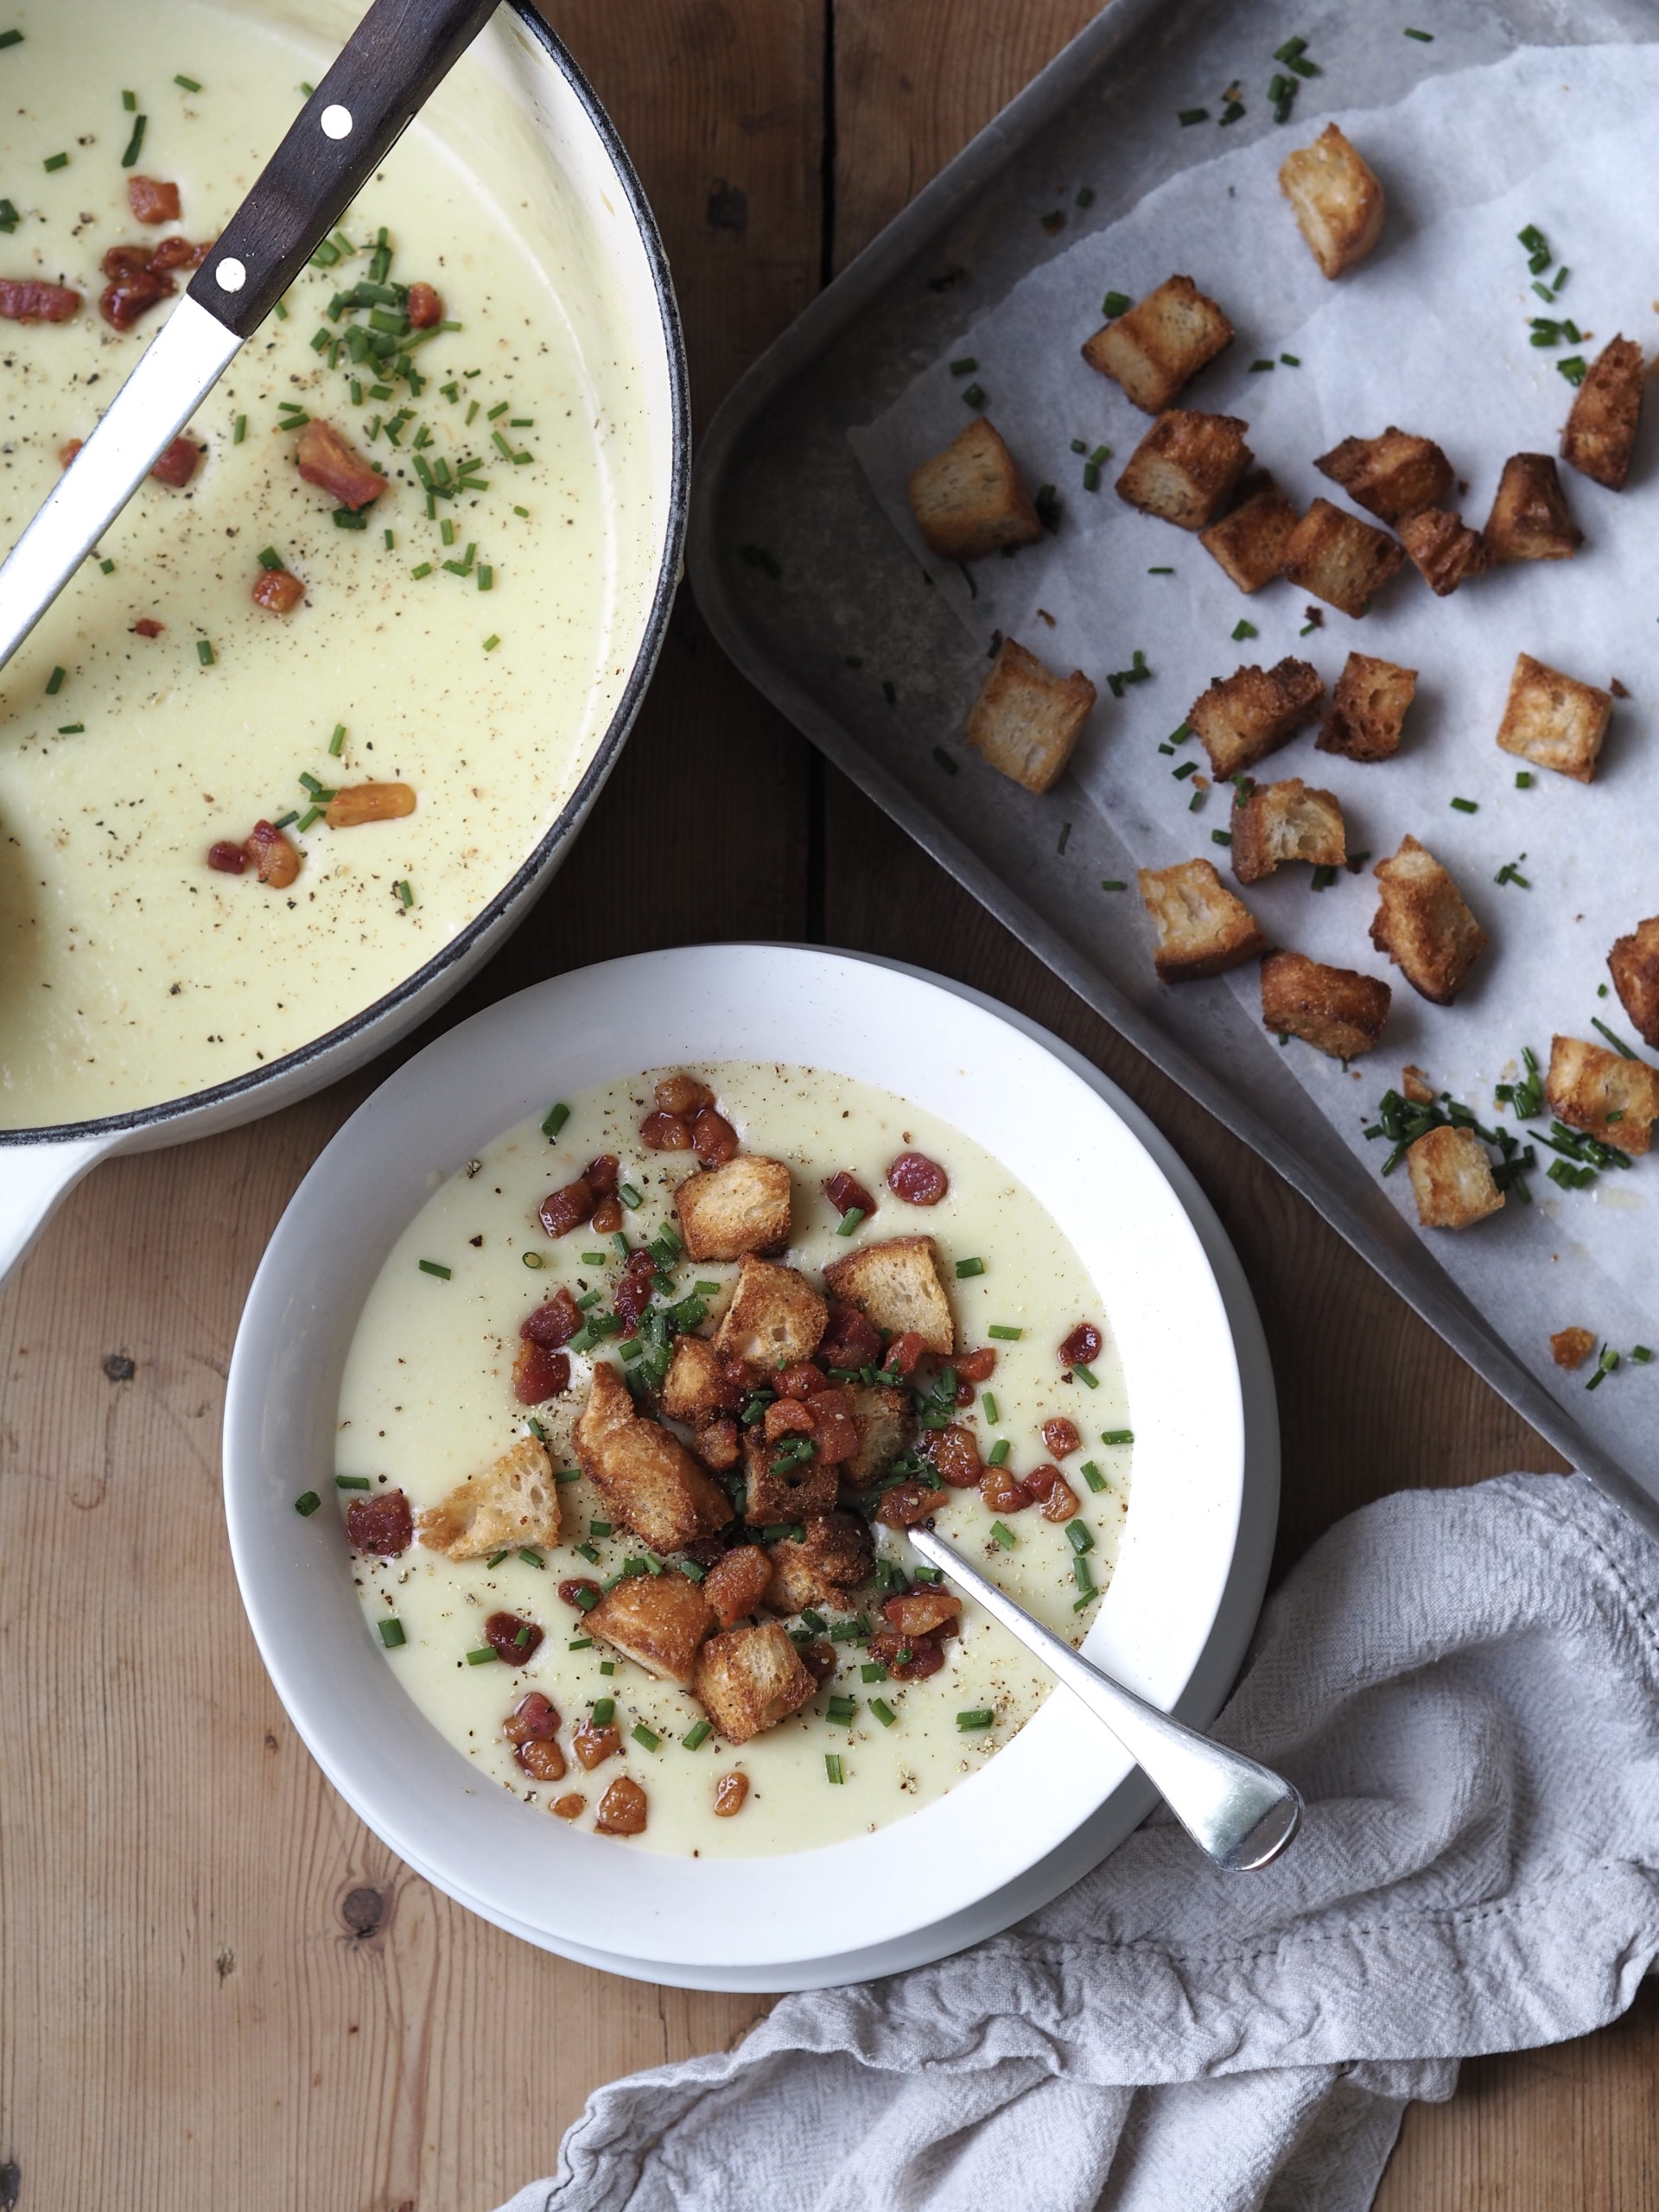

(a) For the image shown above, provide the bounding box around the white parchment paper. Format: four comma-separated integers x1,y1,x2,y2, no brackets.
849,43,1659,1404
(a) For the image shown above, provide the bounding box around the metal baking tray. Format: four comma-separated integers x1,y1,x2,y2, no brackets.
685,0,1659,1536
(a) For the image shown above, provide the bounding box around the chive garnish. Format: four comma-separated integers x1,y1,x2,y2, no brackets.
1281,353,1301,365
957,1708,995,1731
1101,289,1131,317
410,563,433,580
465,1647,497,1664
232,414,247,444
98,558,115,574
1073,1364,1100,1389
1632,1346,1654,1364
1101,878,1127,891
378,1619,405,1649
824,1754,844,1784
825,1696,857,1726
417,1258,451,1279
1231,619,1257,640
870,1698,897,1727
43,151,68,172
955,1256,985,1279
1178,106,1210,124
1403,25,1433,38
397,880,414,907
175,72,202,90
1066,1522,1095,1555
1211,830,1232,848
1515,771,1533,788
618,1182,643,1211
1449,796,1477,813
0,29,22,47
295,1491,321,1516
590,1697,615,1726
632,1725,660,1751
961,382,986,408
482,634,499,652
683,1720,711,1749
1080,1459,1107,1492
1591,1017,1637,1059
334,1475,372,1491
44,666,65,696
477,566,493,591
1101,1428,1134,1446
987,1440,1011,1466
989,1522,1016,1549
257,546,283,570
119,113,148,167
988,1325,1021,1341
575,1541,600,1564
1586,1345,1620,1392
1147,565,1173,575
982,1390,1000,1424
836,1205,866,1236
522,1251,545,1271
1249,359,1274,373
56,723,84,735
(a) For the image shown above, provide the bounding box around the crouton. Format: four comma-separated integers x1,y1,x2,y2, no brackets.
1550,1325,1597,1371
765,1511,874,1616
416,1436,561,1559
965,637,1096,795
1609,914,1659,1049
1545,1034,1659,1157
1314,429,1452,525
701,1545,773,1629
1137,859,1267,983
1188,658,1324,779
574,1362,734,1552
1280,498,1404,618
1494,652,1611,785
1260,950,1389,1060
1115,409,1252,531
1279,123,1385,279
1402,1064,1435,1105
1317,652,1418,763
842,1383,912,1488
713,1255,827,1368
673,1155,792,1262
1230,778,1345,885
1080,274,1233,413
586,1570,715,1688
906,416,1043,561
692,1620,817,1744
660,1334,734,1430
1484,454,1581,563
1560,336,1645,492
1407,1125,1504,1230
823,1236,955,1357
741,1421,840,1525
1370,836,1487,1007
1199,472,1300,594
1397,508,1492,597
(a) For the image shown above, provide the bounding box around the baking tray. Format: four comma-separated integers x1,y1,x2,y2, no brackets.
685,0,1659,1539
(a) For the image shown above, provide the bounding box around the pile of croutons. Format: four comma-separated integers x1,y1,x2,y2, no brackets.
902,120,1659,1230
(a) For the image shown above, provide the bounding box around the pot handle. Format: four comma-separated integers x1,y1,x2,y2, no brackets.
0,1136,115,1285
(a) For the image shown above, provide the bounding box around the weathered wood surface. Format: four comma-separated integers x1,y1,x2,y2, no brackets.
4,5,1648,2209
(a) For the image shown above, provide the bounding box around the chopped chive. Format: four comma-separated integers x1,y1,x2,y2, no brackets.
954,1256,985,1279
477,565,493,591
1178,106,1210,124
989,1521,1016,1549
175,71,202,90
1066,1521,1095,1555
1249,359,1274,373
482,633,499,652
232,414,247,445
1173,760,1198,781
1218,99,1245,124
196,640,215,667
334,1475,372,1491
1586,1345,1620,1391
836,1205,866,1236
617,1182,643,1211
1280,353,1301,365
0,29,23,47
465,1646,497,1664
417,1258,451,1281
378,1618,406,1649
328,723,346,757
271,811,299,830
1101,878,1127,892
1080,1459,1107,1492
43,151,68,172
99,558,115,574
1211,829,1232,847
44,666,65,696
296,807,322,835
870,1697,897,1727
1101,1427,1134,1446
1558,356,1588,386
1632,1345,1654,1364
397,880,414,907
1101,289,1132,317
1449,796,1477,813
257,545,284,570
1310,864,1338,892
56,723,84,735
574,1541,600,1564
410,563,433,580
122,88,137,111
1147,565,1173,574
987,1440,1011,1467
1231,619,1257,640
1403,25,1433,38
294,1491,321,1516
486,1549,511,1568
824,1695,857,1725
988,1325,1022,1341
682,1719,712,1750
1592,1017,1637,1059
957,1707,995,1731
119,114,148,168
982,1390,1000,1424
632,1724,660,1751
591,1696,615,1726
1073,1364,1100,1389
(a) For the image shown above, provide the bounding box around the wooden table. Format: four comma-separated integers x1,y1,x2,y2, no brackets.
3,5,1656,2205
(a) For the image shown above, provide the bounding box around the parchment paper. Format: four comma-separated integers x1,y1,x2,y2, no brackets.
849,42,1659,1411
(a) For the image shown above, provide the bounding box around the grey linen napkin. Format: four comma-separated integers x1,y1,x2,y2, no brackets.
497,1471,1659,2212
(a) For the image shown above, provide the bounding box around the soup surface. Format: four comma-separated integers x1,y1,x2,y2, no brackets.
334,1062,1134,1859
0,0,632,1126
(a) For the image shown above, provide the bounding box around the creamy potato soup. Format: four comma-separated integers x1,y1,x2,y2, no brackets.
0,1,640,1126
333,1064,1133,1859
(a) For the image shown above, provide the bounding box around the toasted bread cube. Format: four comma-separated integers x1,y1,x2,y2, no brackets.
1080,274,1234,413
1115,410,1251,531
1314,429,1452,524
1484,453,1581,563
586,1570,716,1688
1281,498,1404,618
714,1255,828,1368
1199,472,1299,594
1137,859,1267,984
843,1383,912,1487
1609,914,1659,1049
741,1423,839,1525
823,1235,955,1357
575,1363,734,1552
765,1511,874,1616
965,638,1096,795
1370,836,1487,1007
659,1334,733,1430
1402,1064,1435,1105
693,1620,817,1744
1494,652,1611,785
1407,1125,1504,1229
1279,123,1385,279
673,1155,792,1262
1189,657,1324,779
906,416,1043,561
416,1436,560,1559
1230,778,1345,885
1397,508,1492,597
1550,1325,1597,1371
1560,336,1646,492
1317,652,1417,763
1260,950,1389,1060
1545,1035,1659,1158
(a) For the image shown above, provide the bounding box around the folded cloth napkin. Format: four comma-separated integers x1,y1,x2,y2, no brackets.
498,1471,1659,2212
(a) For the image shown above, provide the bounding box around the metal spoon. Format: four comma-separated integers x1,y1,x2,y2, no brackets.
906,1523,1301,1872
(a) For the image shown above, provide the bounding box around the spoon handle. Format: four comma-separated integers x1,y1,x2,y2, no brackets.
906,1524,1300,1872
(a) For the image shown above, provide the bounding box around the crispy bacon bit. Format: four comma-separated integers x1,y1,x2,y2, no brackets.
99,252,175,332
130,617,164,638
1059,1322,1103,1370
149,232,206,273
550,1791,586,1820
885,1331,929,1378
875,1478,949,1529
1040,1475,1080,1523
485,1610,543,1667
586,1155,620,1198
613,1249,659,1327
538,1177,594,1239
713,1771,749,1817
763,1396,815,1444
883,1590,961,1637
296,416,386,510
690,1106,739,1167
557,1577,601,1611
981,1460,1033,1515
696,1417,741,1471
806,1388,859,1462
325,781,416,829
818,1302,883,1372
59,440,81,467
590,1196,623,1233
245,818,300,889
149,435,201,488
1042,1417,1081,1459
252,567,305,613
798,1639,837,1683
406,280,443,329
771,1363,824,1402
924,1423,982,1488
504,1691,562,1745
640,1109,691,1150
594,1774,648,1834
127,175,181,224
0,278,80,323
573,1719,623,1771
516,1737,566,1782
888,1150,949,1205
207,839,246,874
955,1347,997,1384
654,1071,714,1116
522,1288,581,1347
102,244,155,278
512,1340,569,1404
345,1488,412,1554
823,1170,876,1218
868,1626,945,1680
702,1545,772,1628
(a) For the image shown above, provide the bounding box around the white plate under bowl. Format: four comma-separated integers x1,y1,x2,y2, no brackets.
224,944,1274,1988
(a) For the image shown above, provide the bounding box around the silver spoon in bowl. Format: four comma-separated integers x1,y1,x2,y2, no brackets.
906,1523,1302,1872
